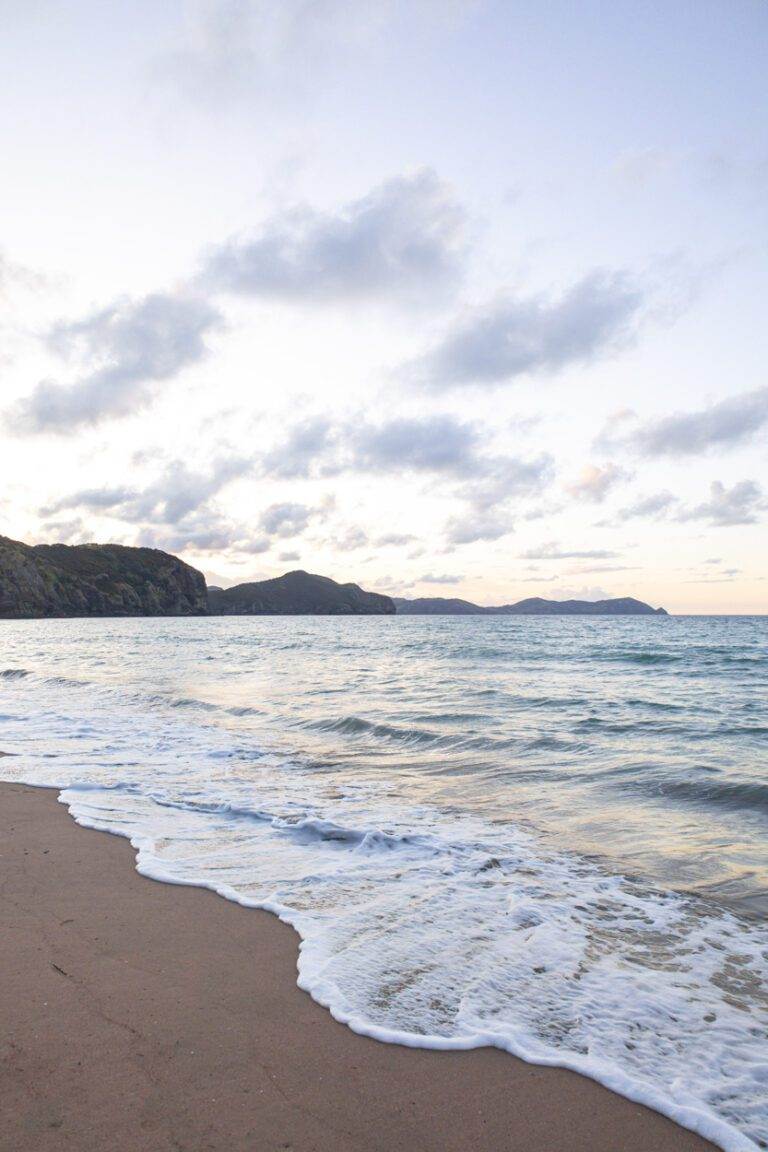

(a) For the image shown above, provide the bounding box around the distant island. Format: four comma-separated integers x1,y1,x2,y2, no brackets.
0,536,667,618
395,595,668,616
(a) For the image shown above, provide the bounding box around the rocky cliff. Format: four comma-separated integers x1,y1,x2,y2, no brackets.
0,536,208,618
208,570,395,615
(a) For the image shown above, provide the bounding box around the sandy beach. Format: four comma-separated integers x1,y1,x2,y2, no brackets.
0,781,717,1152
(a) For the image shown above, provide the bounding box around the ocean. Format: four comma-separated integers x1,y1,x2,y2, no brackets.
1,615,766,1151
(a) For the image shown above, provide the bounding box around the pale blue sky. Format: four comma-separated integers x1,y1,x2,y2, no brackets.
1,1,766,610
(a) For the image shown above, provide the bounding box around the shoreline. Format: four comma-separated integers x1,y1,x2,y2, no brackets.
0,781,718,1152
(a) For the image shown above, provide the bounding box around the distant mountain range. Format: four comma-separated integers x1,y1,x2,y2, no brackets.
0,536,667,617
394,595,668,616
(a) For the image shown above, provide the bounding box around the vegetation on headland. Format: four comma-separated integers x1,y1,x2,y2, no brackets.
0,537,666,618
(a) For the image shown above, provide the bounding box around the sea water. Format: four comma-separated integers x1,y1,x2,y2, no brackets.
0,615,766,1150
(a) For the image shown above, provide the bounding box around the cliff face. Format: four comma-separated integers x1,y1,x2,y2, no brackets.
0,536,208,619
208,570,395,615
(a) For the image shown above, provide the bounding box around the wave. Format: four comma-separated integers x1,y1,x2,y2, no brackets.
300,715,588,757
573,716,690,737
609,650,682,665
67,786,440,856
628,776,768,816
303,715,454,748
1,667,89,689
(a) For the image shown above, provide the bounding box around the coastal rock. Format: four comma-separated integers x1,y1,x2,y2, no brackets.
0,536,208,619
208,570,395,615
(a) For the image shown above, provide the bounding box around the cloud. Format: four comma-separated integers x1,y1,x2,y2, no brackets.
410,271,643,388
444,508,514,545
40,455,262,555
443,452,554,546
139,512,270,555
202,169,466,305
42,485,137,516
330,525,369,551
522,500,565,521
417,572,463,584
375,532,417,547
567,462,630,503
601,387,768,458
565,564,640,574
684,577,736,584
168,1,473,105
350,414,480,475
258,501,315,537
0,249,47,299
615,491,677,521
260,417,336,480
521,542,620,560
7,291,222,434
678,479,766,527
257,495,335,540
457,455,554,505
37,517,89,545
43,456,252,526
278,550,301,562
259,415,550,501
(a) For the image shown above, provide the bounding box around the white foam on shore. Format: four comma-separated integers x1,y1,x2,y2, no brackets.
43,778,765,1152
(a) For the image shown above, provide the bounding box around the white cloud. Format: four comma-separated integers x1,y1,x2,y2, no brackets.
202,170,466,306
7,292,221,434
521,542,620,560
566,462,630,503
615,491,677,521
410,272,644,387
417,572,463,584
599,387,768,458
678,479,766,527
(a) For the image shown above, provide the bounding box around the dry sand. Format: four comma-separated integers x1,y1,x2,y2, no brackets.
0,781,716,1152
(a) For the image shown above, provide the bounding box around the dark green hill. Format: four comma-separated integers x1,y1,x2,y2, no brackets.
208,570,395,615
0,536,207,618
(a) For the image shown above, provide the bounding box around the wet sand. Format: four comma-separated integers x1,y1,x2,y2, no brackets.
0,781,716,1152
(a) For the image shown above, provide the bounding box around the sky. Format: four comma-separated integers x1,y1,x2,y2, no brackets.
1,0,766,613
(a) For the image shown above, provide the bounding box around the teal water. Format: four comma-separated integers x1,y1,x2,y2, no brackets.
1,615,766,1149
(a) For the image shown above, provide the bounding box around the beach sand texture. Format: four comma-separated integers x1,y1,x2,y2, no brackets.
0,782,717,1152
